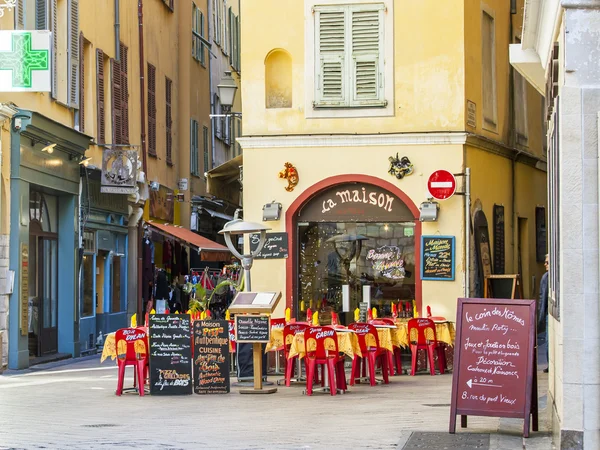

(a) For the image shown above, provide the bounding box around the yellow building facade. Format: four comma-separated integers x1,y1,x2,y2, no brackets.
239,0,547,322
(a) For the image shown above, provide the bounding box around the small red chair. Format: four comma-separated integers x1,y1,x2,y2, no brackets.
407,318,446,376
349,323,389,386
304,326,347,396
115,328,149,396
283,323,308,386
369,318,400,375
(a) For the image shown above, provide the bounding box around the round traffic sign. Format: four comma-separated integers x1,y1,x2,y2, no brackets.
427,170,456,200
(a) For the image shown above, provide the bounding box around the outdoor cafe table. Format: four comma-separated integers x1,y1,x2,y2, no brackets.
266,320,456,355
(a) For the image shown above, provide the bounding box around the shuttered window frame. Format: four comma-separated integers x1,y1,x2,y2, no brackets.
147,63,157,157
190,119,200,177
165,77,173,166
68,0,80,109
96,49,106,143
203,125,209,178
313,4,385,109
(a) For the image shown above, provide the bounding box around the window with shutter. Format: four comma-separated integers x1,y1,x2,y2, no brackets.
111,58,122,144
313,4,385,109
147,64,157,156
166,77,173,166
16,0,25,29
190,120,199,177
35,0,47,30
120,43,129,144
96,49,105,143
79,32,85,132
481,10,497,130
192,3,205,64
203,126,209,177
50,0,58,99
68,0,79,108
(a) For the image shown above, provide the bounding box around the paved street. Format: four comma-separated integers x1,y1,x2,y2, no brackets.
0,354,552,450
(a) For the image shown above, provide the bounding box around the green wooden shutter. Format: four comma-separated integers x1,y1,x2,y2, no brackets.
96,49,105,143
68,0,80,108
203,125,209,176
35,0,47,30
351,7,385,106
315,9,346,107
50,0,58,99
16,0,25,29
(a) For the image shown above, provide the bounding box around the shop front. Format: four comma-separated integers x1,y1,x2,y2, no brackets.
290,180,421,325
79,175,129,353
8,109,91,369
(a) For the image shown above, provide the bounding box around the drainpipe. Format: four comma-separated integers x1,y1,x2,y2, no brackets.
208,0,216,170
114,0,120,61
136,0,148,323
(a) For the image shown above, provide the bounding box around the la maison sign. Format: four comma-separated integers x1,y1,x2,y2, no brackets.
299,182,415,222
321,186,396,214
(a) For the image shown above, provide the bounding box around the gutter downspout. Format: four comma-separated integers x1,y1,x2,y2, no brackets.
114,0,120,61
137,0,148,323
208,0,216,170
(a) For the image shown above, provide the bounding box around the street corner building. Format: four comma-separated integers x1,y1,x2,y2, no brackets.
238,0,548,328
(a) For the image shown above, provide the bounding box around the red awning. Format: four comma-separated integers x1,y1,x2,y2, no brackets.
147,222,231,262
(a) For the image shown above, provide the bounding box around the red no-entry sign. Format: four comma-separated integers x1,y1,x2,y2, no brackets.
427,170,456,200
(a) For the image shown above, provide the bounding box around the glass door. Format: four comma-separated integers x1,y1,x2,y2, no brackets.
38,237,58,355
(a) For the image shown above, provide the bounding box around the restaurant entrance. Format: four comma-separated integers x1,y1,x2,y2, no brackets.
293,179,421,324
28,190,59,357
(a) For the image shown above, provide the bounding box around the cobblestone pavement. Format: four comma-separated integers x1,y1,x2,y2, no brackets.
0,356,552,450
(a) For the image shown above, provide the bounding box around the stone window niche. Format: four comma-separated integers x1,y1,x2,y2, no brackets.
265,49,292,109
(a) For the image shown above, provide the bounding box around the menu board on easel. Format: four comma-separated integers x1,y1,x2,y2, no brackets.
449,298,538,437
149,314,193,395
194,320,230,394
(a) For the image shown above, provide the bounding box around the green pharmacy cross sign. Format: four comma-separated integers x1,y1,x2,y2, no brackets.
0,31,50,91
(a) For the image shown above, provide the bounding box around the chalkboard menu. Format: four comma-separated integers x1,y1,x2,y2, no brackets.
235,314,270,343
193,320,230,394
249,232,289,259
421,236,455,280
149,314,193,395
450,298,538,437
359,302,369,322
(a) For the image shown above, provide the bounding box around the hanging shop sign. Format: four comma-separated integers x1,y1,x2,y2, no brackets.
299,182,414,222
366,245,406,280
150,185,175,222
101,148,138,194
421,235,455,280
0,31,51,92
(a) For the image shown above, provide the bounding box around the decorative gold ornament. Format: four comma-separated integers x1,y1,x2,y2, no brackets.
278,162,299,192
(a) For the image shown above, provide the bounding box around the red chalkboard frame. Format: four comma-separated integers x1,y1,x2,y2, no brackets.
449,298,538,437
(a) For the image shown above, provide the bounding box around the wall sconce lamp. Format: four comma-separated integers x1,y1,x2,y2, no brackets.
262,201,282,221
419,201,439,222
79,156,92,166
41,143,56,154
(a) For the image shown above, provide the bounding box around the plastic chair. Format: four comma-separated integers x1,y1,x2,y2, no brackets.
369,318,402,375
304,326,347,396
271,318,287,375
407,318,446,376
349,323,389,386
283,323,309,386
115,328,149,396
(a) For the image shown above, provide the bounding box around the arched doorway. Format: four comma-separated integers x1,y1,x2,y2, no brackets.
28,190,59,356
285,175,421,324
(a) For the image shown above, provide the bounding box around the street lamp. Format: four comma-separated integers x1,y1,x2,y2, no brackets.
219,219,270,291
217,70,238,108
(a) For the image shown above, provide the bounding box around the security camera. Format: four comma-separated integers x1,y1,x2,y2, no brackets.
150,181,160,191
13,118,21,130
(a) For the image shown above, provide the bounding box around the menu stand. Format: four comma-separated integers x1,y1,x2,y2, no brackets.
229,291,282,395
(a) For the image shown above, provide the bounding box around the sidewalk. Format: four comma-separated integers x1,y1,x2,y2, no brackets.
0,351,553,450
